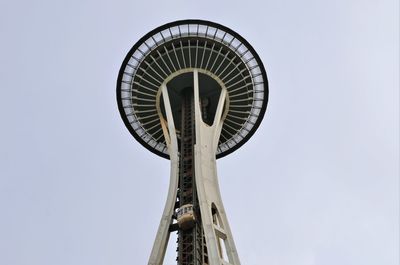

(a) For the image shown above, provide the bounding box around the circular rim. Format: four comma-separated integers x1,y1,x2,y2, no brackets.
117,19,269,159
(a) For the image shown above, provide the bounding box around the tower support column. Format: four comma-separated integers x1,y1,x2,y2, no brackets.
148,84,179,265
148,70,241,265
192,70,241,265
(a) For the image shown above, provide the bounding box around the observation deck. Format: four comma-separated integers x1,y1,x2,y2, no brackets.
117,19,268,159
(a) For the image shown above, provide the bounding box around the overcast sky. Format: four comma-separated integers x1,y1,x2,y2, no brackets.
0,0,398,265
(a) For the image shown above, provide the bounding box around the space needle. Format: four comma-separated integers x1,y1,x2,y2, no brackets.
116,20,268,265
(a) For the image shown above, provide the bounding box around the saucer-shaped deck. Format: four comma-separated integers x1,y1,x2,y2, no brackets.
117,20,268,159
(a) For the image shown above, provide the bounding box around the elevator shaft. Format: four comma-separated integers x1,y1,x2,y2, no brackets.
177,88,208,265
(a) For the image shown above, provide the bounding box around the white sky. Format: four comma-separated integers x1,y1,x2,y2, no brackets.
0,0,398,265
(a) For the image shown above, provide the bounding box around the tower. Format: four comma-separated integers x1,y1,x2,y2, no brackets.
116,20,268,265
